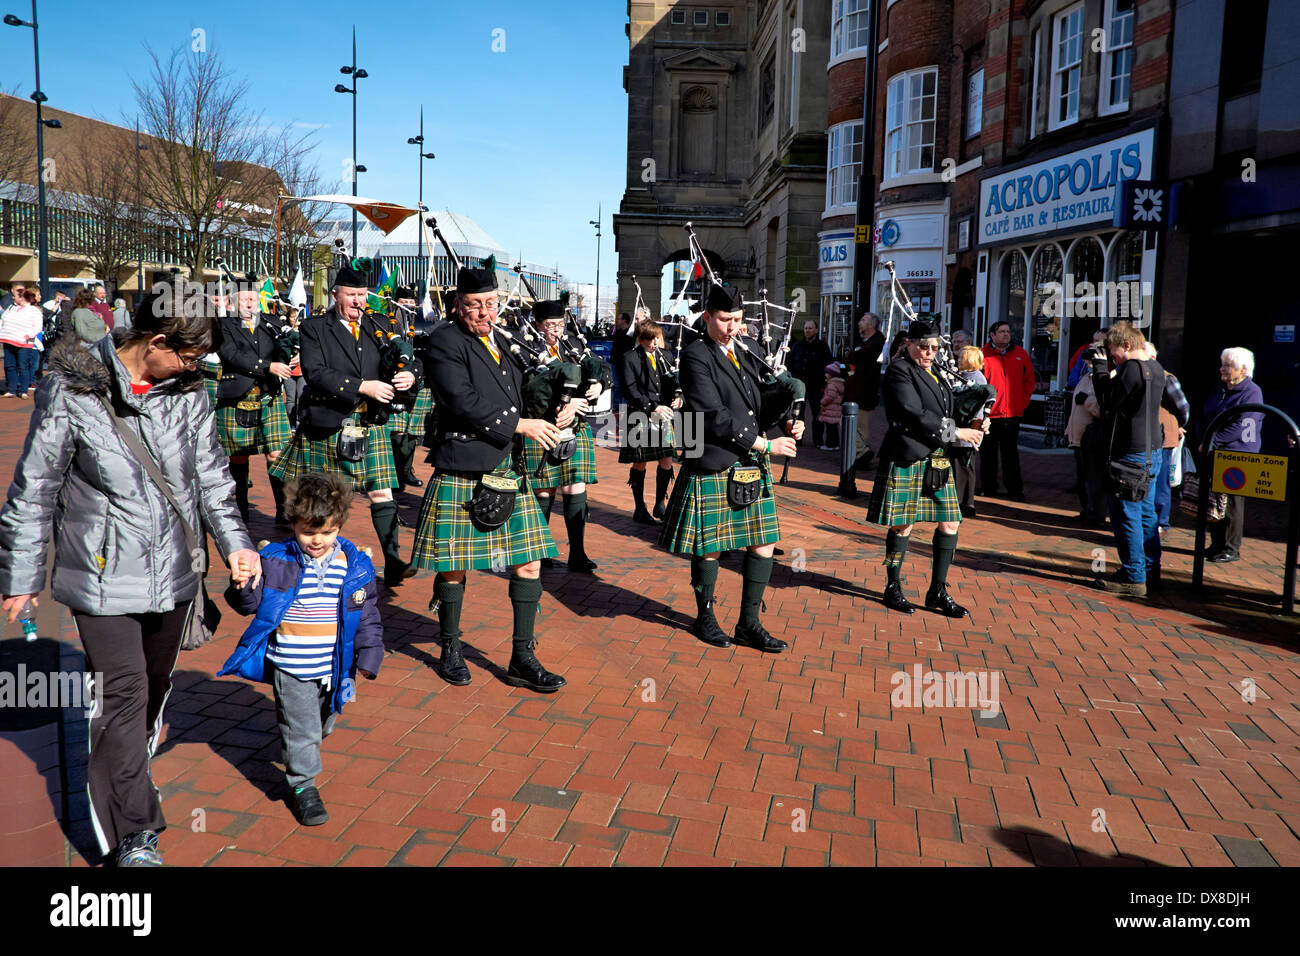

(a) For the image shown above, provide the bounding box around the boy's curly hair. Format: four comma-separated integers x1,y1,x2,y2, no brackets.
283,472,352,528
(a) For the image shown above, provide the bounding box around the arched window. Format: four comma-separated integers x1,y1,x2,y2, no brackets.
996,249,1027,345
680,87,717,178
1029,243,1063,392
1107,231,1145,326
1065,235,1105,356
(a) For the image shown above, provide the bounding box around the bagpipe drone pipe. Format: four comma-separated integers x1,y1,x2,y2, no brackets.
931,343,997,428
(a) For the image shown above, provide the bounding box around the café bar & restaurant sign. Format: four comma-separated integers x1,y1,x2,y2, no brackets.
978,128,1155,244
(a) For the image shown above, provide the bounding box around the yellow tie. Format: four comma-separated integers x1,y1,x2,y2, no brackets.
727,349,740,370
925,367,940,384
549,345,559,360
480,335,501,364
348,319,359,341
647,353,657,372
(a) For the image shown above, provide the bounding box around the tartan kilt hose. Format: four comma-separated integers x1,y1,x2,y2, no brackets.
215,393,292,457
268,422,398,492
387,386,435,439
657,457,781,556
618,415,676,463
518,422,598,489
200,359,221,409
865,456,961,526
410,456,558,571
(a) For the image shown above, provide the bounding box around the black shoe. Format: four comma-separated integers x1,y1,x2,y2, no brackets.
384,561,411,587
1008,492,1026,502
403,473,423,488
290,786,329,826
439,636,472,686
732,621,787,653
567,556,598,573
115,829,162,867
1208,550,1239,563
505,642,566,693
924,585,969,618
690,609,732,648
883,582,914,614
652,501,667,520
541,557,556,569
633,506,657,525
960,506,977,518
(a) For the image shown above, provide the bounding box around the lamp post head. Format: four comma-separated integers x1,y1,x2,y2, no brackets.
334,83,351,94
30,91,47,104
355,164,367,173
354,68,368,79
407,136,419,145
339,65,353,75
4,14,29,26
42,118,60,129
422,152,435,160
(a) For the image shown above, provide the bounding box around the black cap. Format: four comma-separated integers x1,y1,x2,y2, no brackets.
456,266,496,295
333,263,369,289
906,319,939,340
394,286,415,300
533,299,565,321
704,283,742,313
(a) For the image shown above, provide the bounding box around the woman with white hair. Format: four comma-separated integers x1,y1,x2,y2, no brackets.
1197,347,1264,563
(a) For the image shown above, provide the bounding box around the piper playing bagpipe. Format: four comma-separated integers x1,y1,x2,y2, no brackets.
383,286,434,490
619,319,681,524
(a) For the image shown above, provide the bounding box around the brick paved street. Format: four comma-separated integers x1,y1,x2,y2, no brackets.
2,399,1298,867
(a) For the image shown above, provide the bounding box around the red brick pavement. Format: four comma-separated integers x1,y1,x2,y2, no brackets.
1,396,1298,867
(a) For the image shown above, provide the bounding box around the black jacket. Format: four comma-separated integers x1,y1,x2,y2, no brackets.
299,306,386,436
1091,358,1167,460
879,355,956,466
425,320,523,472
679,333,768,472
848,331,885,408
216,313,282,402
620,345,673,416
789,337,833,389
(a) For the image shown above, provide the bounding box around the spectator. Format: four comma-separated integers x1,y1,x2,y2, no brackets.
43,290,73,336
1067,330,1107,389
952,346,988,517
113,297,132,332
818,362,845,450
847,312,885,470
789,321,833,447
950,329,973,353
70,287,109,346
981,320,1036,501
1143,342,1190,535
91,285,114,330
1065,353,1107,526
0,294,257,866
1,287,44,398
610,311,635,424
1198,347,1264,563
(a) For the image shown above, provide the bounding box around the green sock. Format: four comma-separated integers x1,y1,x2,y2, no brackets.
434,578,464,637
690,556,719,617
885,530,910,586
508,575,543,644
563,492,587,559
739,552,774,628
931,529,958,589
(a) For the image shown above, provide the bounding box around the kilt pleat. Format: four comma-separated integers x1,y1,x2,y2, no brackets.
269,422,398,492
410,456,558,571
657,457,781,556
618,414,677,463
865,457,961,526
518,422,598,488
388,386,435,439
215,393,292,457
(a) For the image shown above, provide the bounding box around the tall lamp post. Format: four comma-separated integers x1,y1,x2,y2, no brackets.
6,1,61,304
407,106,435,296
334,27,368,257
588,204,601,329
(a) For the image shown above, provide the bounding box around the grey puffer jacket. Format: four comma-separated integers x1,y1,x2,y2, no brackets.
0,335,252,615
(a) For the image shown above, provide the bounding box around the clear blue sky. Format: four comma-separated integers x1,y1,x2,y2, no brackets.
1,0,629,284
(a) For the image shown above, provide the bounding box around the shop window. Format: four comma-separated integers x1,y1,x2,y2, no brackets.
1108,231,1145,324
1050,3,1084,130
825,120,864,211
1030,244,1064,393
885,67,938,179
1099,0,1134,115
1064,236,1105,370
832,0,870,58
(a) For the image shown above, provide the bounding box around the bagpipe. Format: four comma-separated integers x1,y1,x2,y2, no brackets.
366,293,422,417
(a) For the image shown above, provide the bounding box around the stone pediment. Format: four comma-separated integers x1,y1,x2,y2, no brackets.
661,48,737,73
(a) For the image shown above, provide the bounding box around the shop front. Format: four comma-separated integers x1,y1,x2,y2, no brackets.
870,203,948,346
976,126,1158,427
817,229,855,357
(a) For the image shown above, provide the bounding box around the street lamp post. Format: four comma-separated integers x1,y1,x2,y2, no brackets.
334,27,368,257
407,106,435,296
589,204,601,329
5,0,60,304
135,118,147,304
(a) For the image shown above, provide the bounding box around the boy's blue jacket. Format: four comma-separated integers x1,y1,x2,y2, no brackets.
217,536,383,713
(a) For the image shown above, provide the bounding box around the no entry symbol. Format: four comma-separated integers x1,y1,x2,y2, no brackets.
1222,467,1246,491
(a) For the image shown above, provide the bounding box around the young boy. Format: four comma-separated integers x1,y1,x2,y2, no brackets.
219,471,383,826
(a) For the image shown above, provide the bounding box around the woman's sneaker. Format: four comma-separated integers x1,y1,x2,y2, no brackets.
115,829,162,867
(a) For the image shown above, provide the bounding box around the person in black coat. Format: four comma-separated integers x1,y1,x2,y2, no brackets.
788,319,833,447
618,319,680,522
865,319,987,617
847,311,885,469
657,284,803,653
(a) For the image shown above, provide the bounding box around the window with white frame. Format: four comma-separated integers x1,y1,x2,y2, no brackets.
694,10,709,26
966,68,984,138
825,120,863,210
832,0,870,57
1050,3,1083,129
1028,27,1041,139
885,67,937,179
1099,0,1134,114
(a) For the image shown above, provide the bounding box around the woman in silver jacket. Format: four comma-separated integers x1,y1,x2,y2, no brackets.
0,293,260,867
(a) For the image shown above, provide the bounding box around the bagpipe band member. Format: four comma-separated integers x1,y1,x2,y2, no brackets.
517,299,609,573
864,319,989,617
268,264,417,586
657,284,803,653
216,281,294,525
409,265,568,693
386,285,434,490
618,318,681,524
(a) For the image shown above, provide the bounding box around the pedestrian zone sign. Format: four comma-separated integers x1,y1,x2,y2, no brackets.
1211,451,1288,501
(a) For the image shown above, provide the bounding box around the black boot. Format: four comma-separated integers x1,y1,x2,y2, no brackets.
392,433,422,488
229,459,250,524
563,491,597,572
924,529,967,618
733,552,787,652
652,466,674,520
504,577,565,692
371,500,408,586
882,530,914,613
268,469,288,526
689,556,730,647
434,578,471,685
629,467,655,524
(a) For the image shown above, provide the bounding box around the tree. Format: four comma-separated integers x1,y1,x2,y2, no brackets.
0,89,32,189
61,134,142,294
130,45,311,280
271,144,333,283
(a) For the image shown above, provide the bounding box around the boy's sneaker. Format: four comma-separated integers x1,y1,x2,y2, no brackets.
115,829,162,867
290,786,329,826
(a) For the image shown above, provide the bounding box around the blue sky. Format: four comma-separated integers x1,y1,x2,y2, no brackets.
2,0,629,283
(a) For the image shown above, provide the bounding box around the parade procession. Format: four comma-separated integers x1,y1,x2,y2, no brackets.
0,3,1298,911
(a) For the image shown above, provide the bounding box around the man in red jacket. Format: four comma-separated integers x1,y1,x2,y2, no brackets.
980,321,1036,501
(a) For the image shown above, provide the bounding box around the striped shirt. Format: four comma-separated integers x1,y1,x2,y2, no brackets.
267,547,348,686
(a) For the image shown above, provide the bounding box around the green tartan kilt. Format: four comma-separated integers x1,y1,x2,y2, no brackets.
269,422,398,492
657,456,781,556
410,456,558,571
865,456,961,526
618,414,677,463
518,422,598,489
215,393,292,457
200,359,221,409
387,386,434,439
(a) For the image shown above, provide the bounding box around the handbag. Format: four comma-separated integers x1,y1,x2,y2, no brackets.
337,415,369,463
96,395,221,650
1104,361,1154,502
467,472,519,531
726,463,763,509
922,450,952,497
234,385,264,428
546,426,578,465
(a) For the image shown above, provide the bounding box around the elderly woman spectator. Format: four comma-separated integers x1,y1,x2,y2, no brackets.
0,294,259,866
70,287,109,346
952,346,988,517
112,297,132,332
1,286,45,398
1198,347,1264,563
